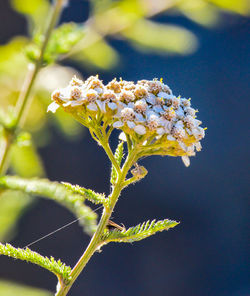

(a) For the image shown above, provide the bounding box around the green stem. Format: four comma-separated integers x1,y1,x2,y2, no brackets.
56,148,138,296
125,133,132,153
123,176,138,188
106,125,114,139
0,0,65,175
89,128,100,144
102,141,121,175
92,126,121,175
0,129,13,175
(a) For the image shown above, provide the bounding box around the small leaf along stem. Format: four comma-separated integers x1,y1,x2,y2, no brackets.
122,175,139,187
55,146,140,296
0,0,65,175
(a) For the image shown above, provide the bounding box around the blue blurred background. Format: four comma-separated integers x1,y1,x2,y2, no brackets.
0,0,249,295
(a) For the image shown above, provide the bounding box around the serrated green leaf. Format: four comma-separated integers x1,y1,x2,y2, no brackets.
110,141,124,185
62,182,108,206
0,176,98,235
102,218,179,244
123,19,198,55
0,243,71,284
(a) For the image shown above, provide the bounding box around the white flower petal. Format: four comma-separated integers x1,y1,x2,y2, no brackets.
96,100,106,112
157,127,165,135
165,121,173,133
187,144,195,156
146,110,158,120
192,127,201,140
70,100,83,106
108,102,117,110
178,141,187,152
95,87,103,94
139,98,147,104
127,102,135,109
113,121,124,128
134,125,146,135
175,120,184,128
158,117,167,126
47,102,60,113
194,119,202,126
194,142,202,151
182,155,190,167
167,135,175,141
127,121,135,129
175,109,184,118
146,93,156,105
87,102,98,111
153,105,164,114
60,86,71,100
166,94,175,100
63,101,72,107
114,102,126,117
119,132,127,141
157,91,169,99
135,112,145,122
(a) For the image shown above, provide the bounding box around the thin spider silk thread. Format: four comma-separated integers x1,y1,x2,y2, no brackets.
23,205,103,248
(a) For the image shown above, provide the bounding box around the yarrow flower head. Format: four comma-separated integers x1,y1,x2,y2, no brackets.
48,75,206,166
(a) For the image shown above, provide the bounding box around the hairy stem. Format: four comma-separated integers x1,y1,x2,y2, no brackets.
123,176,139,188
93,126,121,175
102,141,121,175
0,0,65,175
56,148,139,296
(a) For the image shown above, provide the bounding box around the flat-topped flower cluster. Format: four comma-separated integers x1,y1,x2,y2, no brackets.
48,76,205,166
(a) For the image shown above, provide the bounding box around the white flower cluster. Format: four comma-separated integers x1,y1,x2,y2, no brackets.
48,75,205,166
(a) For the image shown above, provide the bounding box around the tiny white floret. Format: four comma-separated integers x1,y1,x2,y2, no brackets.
146,93,156,105
47,102,60,113
113,121,124,128
108,102,117,110
181,155,190,167
157,91,169,98
127,121,136,129
87,102,98,111
119,132,127,141
96,100,106,112
157,127,165,135
167,135,175,141
134,125,146,135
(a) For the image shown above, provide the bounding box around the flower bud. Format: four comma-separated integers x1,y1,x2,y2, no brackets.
131,164,148,180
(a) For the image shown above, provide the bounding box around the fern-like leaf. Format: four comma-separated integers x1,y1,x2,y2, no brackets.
101,219,179,243
111,141,124,185
0,176,98,235
62,182,108,206
0,243,71,284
